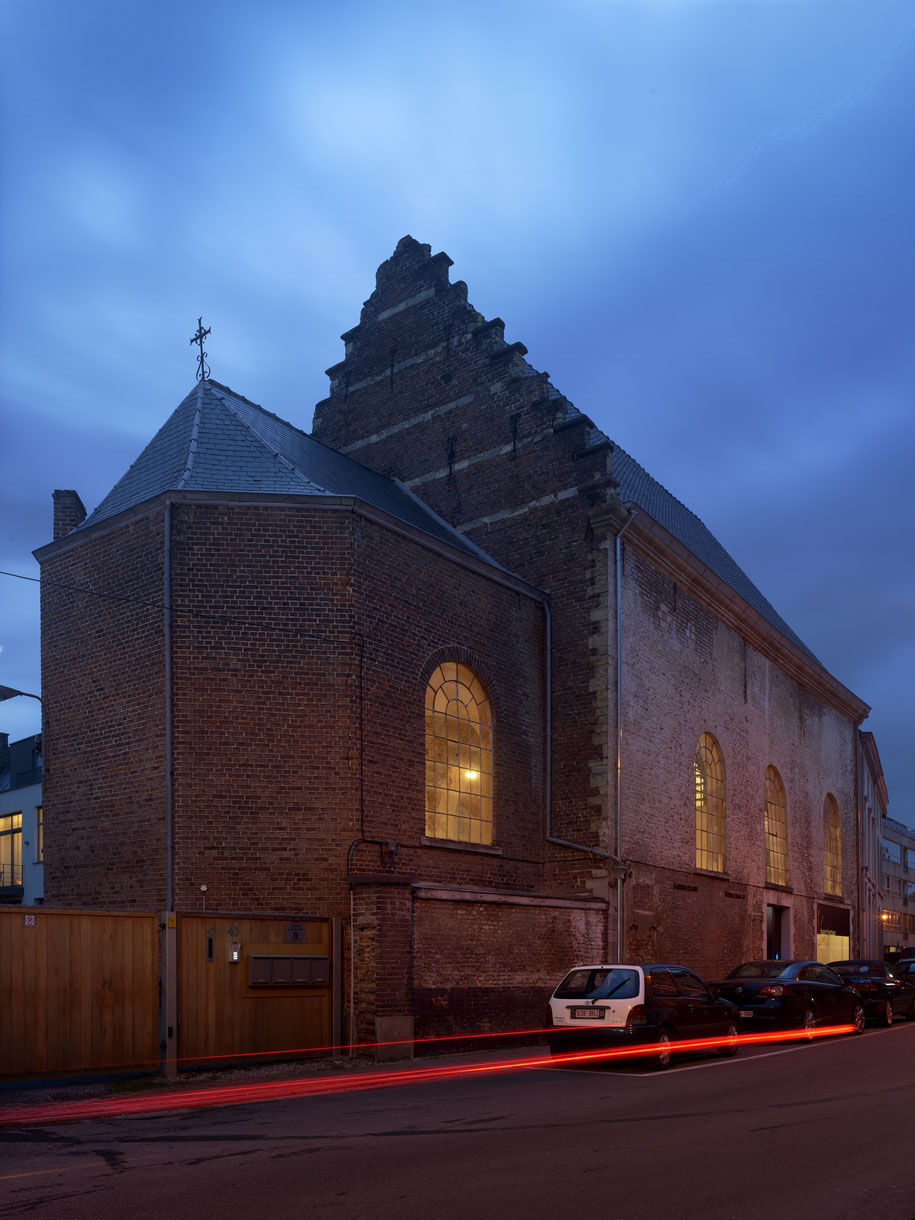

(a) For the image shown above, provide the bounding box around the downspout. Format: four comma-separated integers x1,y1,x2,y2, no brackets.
854,724,863,957
164,498,174,911
614,507,638,959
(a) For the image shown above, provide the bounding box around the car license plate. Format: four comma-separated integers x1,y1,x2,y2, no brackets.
739,1010,753,1018
571,1008,605,1020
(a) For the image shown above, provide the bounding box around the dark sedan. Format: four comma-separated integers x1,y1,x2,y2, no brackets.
828,959,915,1025
714,960,865,1036
890,958,915,983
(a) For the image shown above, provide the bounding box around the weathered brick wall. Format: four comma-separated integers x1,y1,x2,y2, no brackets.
354,514,546,893
413,893,606,1047
312,236,863,978
618,546,859,976
312,236,618,896
40,512,167,908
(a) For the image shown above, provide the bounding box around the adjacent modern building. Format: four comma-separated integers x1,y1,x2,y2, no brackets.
35,237,872,1050
880,814,915,961
0,733,44,905
858,729,889,959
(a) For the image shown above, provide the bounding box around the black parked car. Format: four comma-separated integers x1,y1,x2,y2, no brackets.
547,962,741,1069
828,959,915,1025
890,958,915,982
714,960,865,1036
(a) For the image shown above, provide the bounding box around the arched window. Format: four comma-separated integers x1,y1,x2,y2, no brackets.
694,733,725,872
764,766,789,887
823,794,842,896
424,663,492,845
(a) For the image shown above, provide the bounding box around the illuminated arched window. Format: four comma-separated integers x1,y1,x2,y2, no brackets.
694,733,725,872
424,663,492,845
824,794,842,896
764,766,789,887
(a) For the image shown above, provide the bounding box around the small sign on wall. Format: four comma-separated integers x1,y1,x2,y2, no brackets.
23,913,37,927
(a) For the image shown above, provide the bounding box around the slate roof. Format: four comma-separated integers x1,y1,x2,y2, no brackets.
530,369,817,660
79,378,814,661
76,380,501,569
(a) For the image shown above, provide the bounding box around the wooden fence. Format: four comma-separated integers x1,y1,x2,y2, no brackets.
0,908,340,1079
0,908,159,1077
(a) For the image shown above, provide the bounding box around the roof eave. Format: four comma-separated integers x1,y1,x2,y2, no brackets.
33,489,546,602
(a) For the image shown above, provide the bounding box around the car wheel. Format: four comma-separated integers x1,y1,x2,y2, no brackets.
654,1029,674,1069
717,1021,739,1058
802,1007,816,1039
852,1003,866,1034
881,1000,894,1027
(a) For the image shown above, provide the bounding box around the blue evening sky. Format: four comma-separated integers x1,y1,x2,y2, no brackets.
1,0,913,820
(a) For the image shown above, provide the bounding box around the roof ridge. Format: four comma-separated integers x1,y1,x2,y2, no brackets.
207,385,329,494
176,381,204,490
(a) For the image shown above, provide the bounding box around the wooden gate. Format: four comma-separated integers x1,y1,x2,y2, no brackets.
0,908,159,1077
176,913,339,1068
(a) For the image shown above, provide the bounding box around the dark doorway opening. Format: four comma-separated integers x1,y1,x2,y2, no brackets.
766,904,788,959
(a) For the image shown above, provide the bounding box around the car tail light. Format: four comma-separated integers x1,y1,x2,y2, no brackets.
626,1005,647,1027
758,985,785,998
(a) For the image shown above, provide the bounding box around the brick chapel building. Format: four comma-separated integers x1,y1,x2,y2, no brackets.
36,236,870,1050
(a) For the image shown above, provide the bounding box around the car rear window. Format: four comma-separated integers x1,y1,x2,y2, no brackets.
554,968,640,1000
727,962,792,979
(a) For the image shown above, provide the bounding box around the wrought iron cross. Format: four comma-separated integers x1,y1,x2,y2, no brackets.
190,317,211,381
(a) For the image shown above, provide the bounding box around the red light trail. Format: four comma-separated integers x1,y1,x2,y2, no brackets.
0,1024,854,1129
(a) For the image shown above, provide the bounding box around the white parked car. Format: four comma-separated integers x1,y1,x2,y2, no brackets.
546,963,741,1069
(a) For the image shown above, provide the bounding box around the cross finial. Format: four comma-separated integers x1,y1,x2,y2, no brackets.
190,317,211,381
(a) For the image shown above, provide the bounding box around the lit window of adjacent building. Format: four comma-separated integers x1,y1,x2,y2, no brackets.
764,766,789,887
424,663,493,845
824,794,842,896
694,733,725,873
0,813,23,887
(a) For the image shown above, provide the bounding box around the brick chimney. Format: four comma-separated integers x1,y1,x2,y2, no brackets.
53,490,87,540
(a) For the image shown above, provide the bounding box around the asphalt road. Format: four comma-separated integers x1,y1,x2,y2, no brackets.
2,1024,915,1220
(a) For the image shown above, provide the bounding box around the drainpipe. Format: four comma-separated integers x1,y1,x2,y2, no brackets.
164,498,174,911
613,507,638,959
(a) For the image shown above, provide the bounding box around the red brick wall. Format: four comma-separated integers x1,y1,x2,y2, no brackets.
167,502,361,915
413,893,606,1048
353,514,546,893
40,512,167,908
